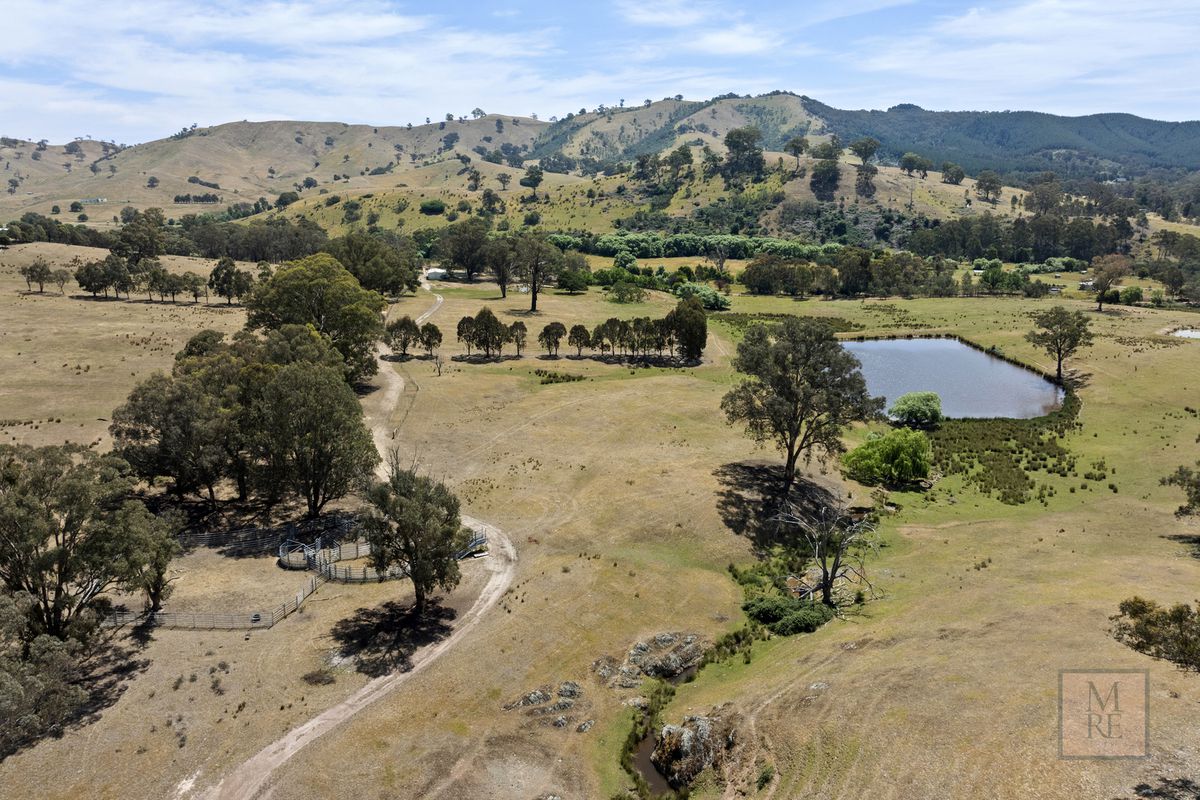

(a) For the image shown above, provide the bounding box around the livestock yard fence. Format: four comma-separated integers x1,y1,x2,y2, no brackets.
103,516,488,631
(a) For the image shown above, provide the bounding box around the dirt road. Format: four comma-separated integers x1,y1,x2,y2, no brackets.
198,277,516,800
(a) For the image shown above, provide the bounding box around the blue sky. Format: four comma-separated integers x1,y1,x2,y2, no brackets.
2,0,1199,144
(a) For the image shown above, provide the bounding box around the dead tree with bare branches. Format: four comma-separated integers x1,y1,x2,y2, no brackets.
776,503,879,607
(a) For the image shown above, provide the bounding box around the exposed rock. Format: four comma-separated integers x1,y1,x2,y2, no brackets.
576,719,595,733
531,698,575,716
503,687,551,710
557,681,582,698
595,632,707,689
651,706,742,789
553,715,568,728
591,655,619,681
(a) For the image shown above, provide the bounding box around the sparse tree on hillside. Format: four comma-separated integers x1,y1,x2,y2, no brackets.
855,163,878,198
722,318,883,493
975,170,1003,202
519,165,544,194
1162,463,1200,517
1025,306,1094,383
361,455,469,614
664,145,694,187
722,126,765,186
19,257,51,292
497,173,511,191
810,159,841,201
899,152,931,178
848,137,880,165
784,136,808,171
51,269,71,294
941,162,965,185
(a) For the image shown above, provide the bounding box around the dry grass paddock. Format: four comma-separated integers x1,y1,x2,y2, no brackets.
0,242,250,449
2,256,1200,799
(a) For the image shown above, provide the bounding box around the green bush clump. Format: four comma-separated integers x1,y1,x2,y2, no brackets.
419,198,446,215
674,281,731,310
742,595,835,635
843,428,932,486
533,369,585,385
771,605,835,635
888,391,943,427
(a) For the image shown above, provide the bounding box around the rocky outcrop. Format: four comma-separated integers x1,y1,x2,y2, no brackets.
592,632,706,688
651,706,742,788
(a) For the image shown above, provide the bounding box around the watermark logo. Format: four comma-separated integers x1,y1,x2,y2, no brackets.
1059,670,1149,759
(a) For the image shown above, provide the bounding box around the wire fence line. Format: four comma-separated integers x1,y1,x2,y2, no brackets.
281,529,488,584
102,521,489,632
176,513,358,555
103,574,323,631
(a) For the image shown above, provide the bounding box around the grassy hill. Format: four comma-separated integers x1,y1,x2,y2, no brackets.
6,92,1200,240
0,116,547,225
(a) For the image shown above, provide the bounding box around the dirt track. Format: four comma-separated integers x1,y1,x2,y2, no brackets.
198,276,516,800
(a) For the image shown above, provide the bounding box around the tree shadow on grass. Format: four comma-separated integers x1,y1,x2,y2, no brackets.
713,460,841,553
74,633,152,725
1163,533,1200,559
330,599,456,678
1,629,153,761
1113,777,1200,799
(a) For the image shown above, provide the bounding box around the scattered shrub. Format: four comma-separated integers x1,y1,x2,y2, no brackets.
419,199,446,215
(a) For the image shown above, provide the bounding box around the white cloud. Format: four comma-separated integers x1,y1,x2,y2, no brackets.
685,24,786,55
848,0,1200,118
613,0,718,27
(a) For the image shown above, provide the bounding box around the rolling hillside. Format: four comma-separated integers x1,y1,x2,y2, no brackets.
0,116,547,225
5,92,1200,237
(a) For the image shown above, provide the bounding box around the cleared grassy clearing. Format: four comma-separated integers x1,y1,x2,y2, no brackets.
265,289,1200,799
0,242,249,448
2,251,1199,799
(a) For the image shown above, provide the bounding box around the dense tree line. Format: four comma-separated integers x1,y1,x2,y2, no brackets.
2,212,113,248
454,297,707,363
904,210,1133,263
0,444,181,756
171,216,328,262
111,324,378,517
545,231,840,261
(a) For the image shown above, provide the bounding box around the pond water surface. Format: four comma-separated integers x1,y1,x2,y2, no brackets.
843,338,1063,419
